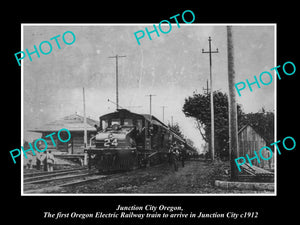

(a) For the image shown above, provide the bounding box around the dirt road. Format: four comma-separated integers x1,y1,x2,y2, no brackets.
59,160,272,194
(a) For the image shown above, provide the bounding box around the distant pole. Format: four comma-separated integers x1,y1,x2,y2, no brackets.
83,87,88,166
145,94,155,150
161,106,167,123
145,94,156,121
108,54,126,110
227,26,239,180
202,37,219,161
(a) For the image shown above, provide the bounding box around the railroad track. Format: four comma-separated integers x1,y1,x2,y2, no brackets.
23,167,85,178
23,167,106,194
23,167,90,182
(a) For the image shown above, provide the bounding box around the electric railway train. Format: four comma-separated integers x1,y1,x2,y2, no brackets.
85,109,194,172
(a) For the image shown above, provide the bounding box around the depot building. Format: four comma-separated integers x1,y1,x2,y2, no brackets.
29,113,98,155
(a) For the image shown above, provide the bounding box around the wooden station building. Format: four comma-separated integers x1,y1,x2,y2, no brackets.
29,113,98,155
238,124,274,170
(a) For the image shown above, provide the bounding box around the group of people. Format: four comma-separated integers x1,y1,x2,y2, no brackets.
168,141,186,171
25,151,55,172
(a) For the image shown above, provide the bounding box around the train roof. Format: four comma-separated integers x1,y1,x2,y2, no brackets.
140,114,168,128
100,109,168,127
100,109,189,144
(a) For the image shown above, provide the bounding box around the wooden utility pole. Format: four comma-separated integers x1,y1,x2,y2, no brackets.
83,87,88,166
202,37,219,161
145,94,155,150
203,79,210,95
227,26,239,180
108,54,126,111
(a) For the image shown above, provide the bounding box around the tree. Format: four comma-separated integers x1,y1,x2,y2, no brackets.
183,91,275,160
182,91,244,159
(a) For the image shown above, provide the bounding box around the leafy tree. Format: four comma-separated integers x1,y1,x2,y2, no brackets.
182,91,274,160
182,91,244,159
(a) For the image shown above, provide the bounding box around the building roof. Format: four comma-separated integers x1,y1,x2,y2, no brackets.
238,124,268,142
29,113,99,133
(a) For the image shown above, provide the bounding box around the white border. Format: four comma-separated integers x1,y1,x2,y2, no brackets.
21,23,277,196
21,24,24,193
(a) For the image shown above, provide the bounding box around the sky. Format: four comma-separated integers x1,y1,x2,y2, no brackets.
23,24,275,152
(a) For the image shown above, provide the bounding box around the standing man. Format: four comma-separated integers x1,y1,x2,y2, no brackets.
47,151,55,172
35,140,42,170
36,152,41,170
26,153,33,169
40,151,48,171
179,143,186,168
169,142,179,171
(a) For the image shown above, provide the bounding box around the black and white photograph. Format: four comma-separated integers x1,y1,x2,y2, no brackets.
4,5,298,225
21,24,276,195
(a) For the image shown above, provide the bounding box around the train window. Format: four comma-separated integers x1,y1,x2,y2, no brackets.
102,120,108,129
111,119,120,126
124,119,133,126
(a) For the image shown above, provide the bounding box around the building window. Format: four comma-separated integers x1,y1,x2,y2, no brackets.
124,119,133,126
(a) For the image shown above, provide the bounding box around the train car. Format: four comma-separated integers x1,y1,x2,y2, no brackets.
85,109,186,172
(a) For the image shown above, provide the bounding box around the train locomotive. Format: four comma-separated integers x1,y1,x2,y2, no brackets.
85,109,188,172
